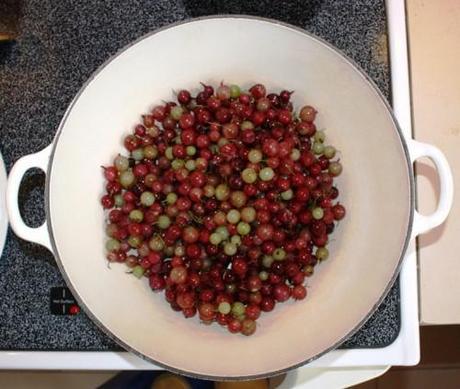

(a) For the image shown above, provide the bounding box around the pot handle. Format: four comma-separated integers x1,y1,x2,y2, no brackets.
408,140,454,237
6,145,53,251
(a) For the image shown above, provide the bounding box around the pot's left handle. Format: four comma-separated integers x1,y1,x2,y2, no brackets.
6,145,53,251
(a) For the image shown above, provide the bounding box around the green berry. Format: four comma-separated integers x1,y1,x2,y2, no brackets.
120,170,135,188
114,194,124,207
262,255,274,268
316,247,329,261
132,148,144,161
166,192,177,205
226,209,241,224
329,161,343,176
149,236,164,251
231,302,245,316
259,271,269,281
312,207,324,220
185,159,196,171
241,168,257,184
114,155,129,171
224,242,237,256
259,167,274,181
128,235,142,248
248,149,263,163
186,145,196,156
241,207,256,223
281,189,293,200
171,159,184,170
143,145,158,159
273,248,286,261
324,145,336,159
241,121,254,131
216,226,229,240
132,265,144,278
105,239,120,252
157,215,171,229
140,191,155,206
230,85,241,98
215,184,230,201
231,235,242,246
170,106,184,120
165,147,174,160
210,232,223,245
312,142,324,155
129,209,144,222
314,130,326,143
218,301,231,315
290,148,300,161
237,222,251,236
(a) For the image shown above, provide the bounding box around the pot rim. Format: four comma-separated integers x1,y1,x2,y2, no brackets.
44,15,415,381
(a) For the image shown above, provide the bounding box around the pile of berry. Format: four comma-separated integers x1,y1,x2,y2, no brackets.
101,83,345,336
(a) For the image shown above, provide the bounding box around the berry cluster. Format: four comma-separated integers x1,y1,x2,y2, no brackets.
101,83,345,336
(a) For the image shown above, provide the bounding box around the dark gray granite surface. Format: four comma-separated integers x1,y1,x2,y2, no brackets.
0,0,399,351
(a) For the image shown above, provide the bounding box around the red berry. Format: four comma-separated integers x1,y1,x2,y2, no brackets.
227,318,242,334
333,204,346,220
241,319,257,336
177,89,191,105
200,289,214,302
292,285,307,300
133,163,148,177
215,108,231,123
295,187,310,202
260,297,275,312
278,109,292,125
186,244,201,259
280,90,293,103
104,166,118,181
273,284,290,302
300,105,317,122
151,105,166,121
216,313,230,326
177,292,195,309
247,275,262,292
251,110,266,126
181,129,196,145
249,84,266,99
148,251,161,265
170,266,187,284
256,224,274,241
248,291,262,305
262,139,280,157
124,135,139,151
183,307,197,318
149,274,165,290
179,113,195,129
101,195,114,209
246,304,261,320
199,303,216,321
232,258,248,276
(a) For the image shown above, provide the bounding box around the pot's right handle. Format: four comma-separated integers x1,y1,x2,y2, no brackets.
6,145,53,251
408,140,454,238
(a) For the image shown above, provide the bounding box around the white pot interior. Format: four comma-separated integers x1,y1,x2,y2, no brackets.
48,17,412,378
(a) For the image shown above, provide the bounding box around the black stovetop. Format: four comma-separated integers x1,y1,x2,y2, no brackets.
0,0,399,351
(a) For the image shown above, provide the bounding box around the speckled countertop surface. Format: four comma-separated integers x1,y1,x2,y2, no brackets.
0,0,399,351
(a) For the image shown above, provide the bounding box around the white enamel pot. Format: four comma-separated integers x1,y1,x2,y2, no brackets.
6,17,454,379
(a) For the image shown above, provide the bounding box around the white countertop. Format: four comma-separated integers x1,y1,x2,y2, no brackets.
407,0,460,325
